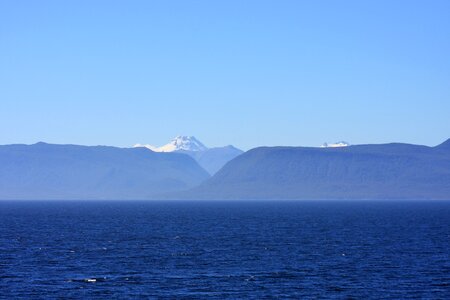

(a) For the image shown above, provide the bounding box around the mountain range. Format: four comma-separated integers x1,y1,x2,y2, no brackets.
0,138,449,200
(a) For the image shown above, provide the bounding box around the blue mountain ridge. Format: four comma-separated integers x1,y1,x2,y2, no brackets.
179,139,450,200
0,142,209,200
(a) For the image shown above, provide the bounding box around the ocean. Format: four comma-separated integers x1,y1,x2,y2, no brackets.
0,200,449,299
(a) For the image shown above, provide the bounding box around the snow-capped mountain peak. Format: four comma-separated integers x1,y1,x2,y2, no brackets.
159,136,208,152
134,136,208,152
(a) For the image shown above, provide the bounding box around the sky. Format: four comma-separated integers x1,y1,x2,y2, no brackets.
1,1,449,150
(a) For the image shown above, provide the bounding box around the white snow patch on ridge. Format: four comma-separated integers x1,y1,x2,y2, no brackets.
320,141,350,148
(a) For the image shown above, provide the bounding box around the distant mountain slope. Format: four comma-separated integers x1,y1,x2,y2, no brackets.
0,142,210,200
179,145,244,175
134,136,243,174
184,139,450,200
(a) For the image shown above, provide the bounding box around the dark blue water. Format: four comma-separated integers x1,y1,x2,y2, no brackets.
0,201,449,299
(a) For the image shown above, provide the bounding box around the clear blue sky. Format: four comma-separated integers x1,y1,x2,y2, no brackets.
1,1,449,150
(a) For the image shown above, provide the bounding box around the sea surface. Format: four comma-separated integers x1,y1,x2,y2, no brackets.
0,200,449,299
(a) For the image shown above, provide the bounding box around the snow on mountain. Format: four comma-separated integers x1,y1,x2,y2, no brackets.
133,143,159,151
134,136,208,152
320,141,350,148
134,136,244,174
